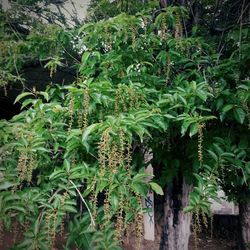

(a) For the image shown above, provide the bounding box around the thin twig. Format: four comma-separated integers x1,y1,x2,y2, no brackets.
239,0,245,60
69,180,95,228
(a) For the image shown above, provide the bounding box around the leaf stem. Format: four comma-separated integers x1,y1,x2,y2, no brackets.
69,180,95,228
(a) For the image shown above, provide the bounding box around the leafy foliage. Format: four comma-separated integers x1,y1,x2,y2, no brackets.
0,0,249,249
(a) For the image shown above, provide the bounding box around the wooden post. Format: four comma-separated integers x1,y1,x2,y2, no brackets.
143,150,155,241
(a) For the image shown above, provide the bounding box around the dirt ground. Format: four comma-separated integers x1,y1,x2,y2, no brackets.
123,234,237,250
1,230,237,250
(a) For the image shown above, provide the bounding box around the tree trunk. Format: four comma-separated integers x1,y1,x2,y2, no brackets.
160,177,192,250
239,200,250,250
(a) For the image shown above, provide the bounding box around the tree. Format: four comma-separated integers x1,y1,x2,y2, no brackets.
0,0,249,250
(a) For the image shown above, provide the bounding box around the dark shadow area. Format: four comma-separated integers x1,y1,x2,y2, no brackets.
0,65,75,120
0,95,21,120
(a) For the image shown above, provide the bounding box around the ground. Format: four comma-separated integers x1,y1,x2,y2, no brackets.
1,229,237,250
123,234,237,250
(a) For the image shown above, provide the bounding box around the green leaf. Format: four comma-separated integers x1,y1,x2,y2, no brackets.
111,192,119,210
132,173,151,183
64,159,71,172
0,181,14,190
131,183,148,196
39,91,49,102
216,98,224,110
6,205,26,213
34,217,40,235
181,120,193,136
14,92,34,104
189,123,198,137
193,173,204,185
49,170,65,180
178,95,187,105
21,98,34,109
222,104,234,113
207,150,218,162
82,51,91,64
64,205,77,213
196,90,207,101
82,123,99,142
164,114,175,119
183,206,194,212
149,182,164,195
234,107,245,124
152,116,168,131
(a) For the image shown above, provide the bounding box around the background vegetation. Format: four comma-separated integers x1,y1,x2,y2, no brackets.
0,0,249,249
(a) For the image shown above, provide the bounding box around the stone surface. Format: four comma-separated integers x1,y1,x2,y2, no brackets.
210,190,239,215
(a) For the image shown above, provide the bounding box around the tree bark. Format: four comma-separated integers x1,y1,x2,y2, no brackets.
239,200,250,250
160,177,192,250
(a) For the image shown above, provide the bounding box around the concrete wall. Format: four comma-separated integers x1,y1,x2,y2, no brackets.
1,0,90,24
210,190,239,215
